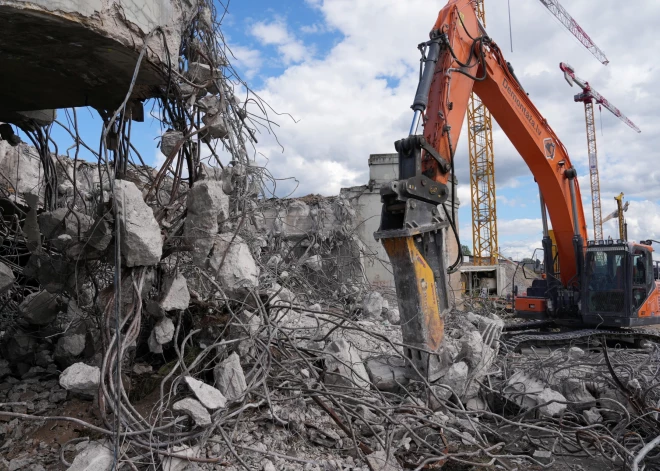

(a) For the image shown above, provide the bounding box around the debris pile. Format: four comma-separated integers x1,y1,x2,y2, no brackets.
0,2,660,471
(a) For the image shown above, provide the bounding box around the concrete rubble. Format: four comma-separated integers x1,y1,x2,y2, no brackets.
114,180,163,267
325,339,370,390
184,376,227,410
214,352,247,401
184,180,229,266
154,316,175,345
208,234,259,295
173,397,212,427
59,363,100,395
0,2,655,470
18,290,60,326
504,371,568,417
66,441,114,471
159,272,190,311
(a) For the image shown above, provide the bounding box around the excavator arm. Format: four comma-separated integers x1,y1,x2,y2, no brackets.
377,0,588,376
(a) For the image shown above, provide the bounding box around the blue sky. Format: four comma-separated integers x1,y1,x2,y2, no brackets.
16,0,660,261
212,0,660,260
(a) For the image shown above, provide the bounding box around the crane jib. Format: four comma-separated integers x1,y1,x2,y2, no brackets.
502,78,543,136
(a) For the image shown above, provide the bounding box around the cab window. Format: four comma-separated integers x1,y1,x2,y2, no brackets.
632,248,653,309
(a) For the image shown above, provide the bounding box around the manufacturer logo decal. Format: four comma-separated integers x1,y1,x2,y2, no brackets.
544,138,556,160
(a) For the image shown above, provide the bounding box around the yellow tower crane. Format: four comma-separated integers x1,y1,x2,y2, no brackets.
467,0,497,266
468,1,610,264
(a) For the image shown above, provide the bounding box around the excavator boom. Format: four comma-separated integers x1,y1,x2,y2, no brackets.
375,0,633,376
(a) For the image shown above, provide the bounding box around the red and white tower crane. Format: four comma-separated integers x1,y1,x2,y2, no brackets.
560,62,641,240
537,0,609,65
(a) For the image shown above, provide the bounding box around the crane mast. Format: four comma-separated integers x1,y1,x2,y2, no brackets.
561,63,641,240
468,0,498,266
468,0,606,267
584,100,602,239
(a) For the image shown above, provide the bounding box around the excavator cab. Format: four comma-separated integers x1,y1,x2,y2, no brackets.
581,240,658,326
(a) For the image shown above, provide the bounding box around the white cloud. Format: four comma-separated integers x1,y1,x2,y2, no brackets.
227,44,262,79
250,19,308,64
233,0,660,258
300,23,327,34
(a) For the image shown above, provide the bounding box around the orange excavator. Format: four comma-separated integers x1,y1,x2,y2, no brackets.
376,0,656,374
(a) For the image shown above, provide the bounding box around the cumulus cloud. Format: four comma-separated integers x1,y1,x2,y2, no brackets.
234,0,660,258
250,19,308,64
227,44,262,79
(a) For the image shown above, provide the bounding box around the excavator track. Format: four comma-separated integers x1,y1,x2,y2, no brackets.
501,327,660,353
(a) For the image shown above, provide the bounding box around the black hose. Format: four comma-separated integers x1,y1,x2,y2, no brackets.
444,128,462,274
448,37,488,82
443,34,480,70
457,9,476,41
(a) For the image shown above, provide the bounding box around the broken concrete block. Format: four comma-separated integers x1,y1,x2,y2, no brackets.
362,291,383,319
184,180,229,266
201,113,229,140
583,407,603,425
303,254,323,272
162,445,200,471
568,346,585,360
466,311,503,351
505,371,567,418
197,95,224,115
0,123,20,146
208,234,259,296
365,357,409,392
187,62,216,86
563,378,596,411
230,309,262,359
0,262,15,294
19,290,59,325
532,450,553,465
384,308,400,325
438,361,469,398
154,317,175,345
173,398,212,427
324,339,370,390
84,216,113,252
466,396,488,412
1,329,37,364
428,385,452,410
262,460,276,471
198,163,223,181
113,180,162,267
159,273,190,311
133,364,153,375
148,330,163,354
66,440,113,471
366,450,401,471
214,352,247,401
38,208,92,250
54,324,87,365
59,363,100,395
185,376,227,410
161,130,184,157
458,331,495,400
459,331,495,373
